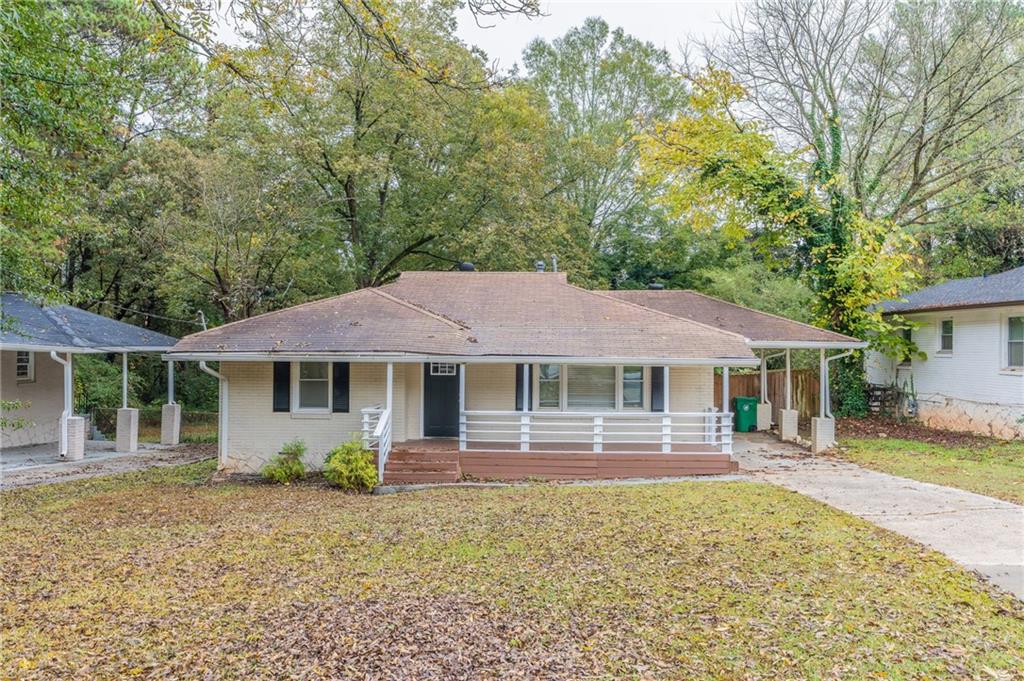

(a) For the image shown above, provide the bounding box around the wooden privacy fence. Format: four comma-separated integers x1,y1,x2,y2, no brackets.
714,368,819,422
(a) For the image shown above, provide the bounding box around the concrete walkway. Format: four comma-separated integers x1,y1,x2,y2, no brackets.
733,433,1024,599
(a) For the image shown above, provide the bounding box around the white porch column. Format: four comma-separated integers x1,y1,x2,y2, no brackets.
521,363,530,410
385,362,394,412
810,348,837,454
759,352,767,402
458,363,466,451
721,366,730,414
663,365,670,412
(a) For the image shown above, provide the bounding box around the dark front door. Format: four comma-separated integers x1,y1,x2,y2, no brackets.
423,363,459,437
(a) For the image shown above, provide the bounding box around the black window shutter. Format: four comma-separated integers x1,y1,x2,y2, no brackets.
332,362,350,413
651,366,665,412
515,363,525,411
272,362,290,412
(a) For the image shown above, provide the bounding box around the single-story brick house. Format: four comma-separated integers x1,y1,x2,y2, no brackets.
165,270,863,482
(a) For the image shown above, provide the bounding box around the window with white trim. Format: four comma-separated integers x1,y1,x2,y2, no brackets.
294,361,330,411
567,365,616,410
621,366,644,408
939,319,953,352
430,362,456,376
15,351,34,382
537,364,561,408
1009,317,1023,368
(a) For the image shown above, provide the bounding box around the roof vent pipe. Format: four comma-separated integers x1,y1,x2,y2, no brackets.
647,282,665,290
535,260,546,272
551,255,558,272
458,262,476,272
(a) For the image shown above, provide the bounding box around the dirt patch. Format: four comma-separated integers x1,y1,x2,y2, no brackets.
1,444,215,489
250,596,603,680
837,417,999,447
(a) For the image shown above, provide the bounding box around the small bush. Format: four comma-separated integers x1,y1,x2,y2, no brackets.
323,439,377,492
262,439,307,484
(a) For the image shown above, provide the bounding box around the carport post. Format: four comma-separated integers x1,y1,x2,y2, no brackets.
167,360,175,404
122,352,129,408
784,349,792,411
759,351,767,403
819,348,827,418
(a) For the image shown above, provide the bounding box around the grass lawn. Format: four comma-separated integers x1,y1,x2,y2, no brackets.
839,437,1024,506
3,463,1023,679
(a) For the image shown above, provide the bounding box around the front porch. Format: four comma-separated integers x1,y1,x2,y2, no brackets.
376,436,737,483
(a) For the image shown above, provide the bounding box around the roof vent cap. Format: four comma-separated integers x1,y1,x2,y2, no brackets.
535,260,546,272
458,262,476,272
647,282,665,290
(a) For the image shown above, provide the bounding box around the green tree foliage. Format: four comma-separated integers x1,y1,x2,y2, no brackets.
523,17,689,286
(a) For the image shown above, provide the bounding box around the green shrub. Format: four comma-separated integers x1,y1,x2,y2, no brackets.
323,439,377,492
261,439,307,484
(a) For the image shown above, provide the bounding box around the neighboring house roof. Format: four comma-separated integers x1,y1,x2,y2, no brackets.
169,272,759,363
878,265,1024,314
0,293,177,352
606,289,861,347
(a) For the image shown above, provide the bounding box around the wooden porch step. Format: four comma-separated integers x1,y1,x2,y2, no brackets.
383,470,460,484
388,450,459,463
386,460,460,473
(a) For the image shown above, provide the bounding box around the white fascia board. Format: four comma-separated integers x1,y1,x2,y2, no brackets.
1,343,174,353
162,351,761,367
0,343,102,354
749,340,869,350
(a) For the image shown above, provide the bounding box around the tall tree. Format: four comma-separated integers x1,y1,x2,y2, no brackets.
523,18,688,286
223,0,577,288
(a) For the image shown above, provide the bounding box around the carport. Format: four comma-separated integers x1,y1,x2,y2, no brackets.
0,294,178,459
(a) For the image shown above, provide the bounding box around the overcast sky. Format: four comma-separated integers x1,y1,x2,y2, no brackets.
455,1,740,73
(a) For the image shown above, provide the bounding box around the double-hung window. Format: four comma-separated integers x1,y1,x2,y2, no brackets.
1009,317,1024,368
939,319,953,353
15,351,34,382
294,361,330,412
537,364,561,408
898,328,913,367
621,366,644,408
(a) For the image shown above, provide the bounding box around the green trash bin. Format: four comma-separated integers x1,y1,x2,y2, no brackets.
732,396,758,432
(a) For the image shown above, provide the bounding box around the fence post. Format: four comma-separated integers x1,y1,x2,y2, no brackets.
593,415,603,453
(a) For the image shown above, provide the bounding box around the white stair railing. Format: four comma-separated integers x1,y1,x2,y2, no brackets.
360,405,393,481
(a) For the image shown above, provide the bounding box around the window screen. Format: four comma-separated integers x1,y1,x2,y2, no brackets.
298,362,329,409
538,364,561,408
1009,317,1023,367
940,320,953,351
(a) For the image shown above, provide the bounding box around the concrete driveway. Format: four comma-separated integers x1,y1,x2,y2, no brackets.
733,433,1024,599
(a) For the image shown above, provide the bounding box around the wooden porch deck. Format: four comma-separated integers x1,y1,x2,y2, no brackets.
382,439,738,483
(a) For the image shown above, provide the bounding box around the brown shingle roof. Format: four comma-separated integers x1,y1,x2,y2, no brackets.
170,272,756,361
606,290,860,345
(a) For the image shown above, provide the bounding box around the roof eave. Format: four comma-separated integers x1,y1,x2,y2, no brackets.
162,350,760,367
882,300,1024,315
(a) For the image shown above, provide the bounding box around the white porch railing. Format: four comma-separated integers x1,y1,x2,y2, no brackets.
361,406,393,481
459,409,733,455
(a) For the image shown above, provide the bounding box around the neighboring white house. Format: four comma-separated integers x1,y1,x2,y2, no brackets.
866,265,1024,439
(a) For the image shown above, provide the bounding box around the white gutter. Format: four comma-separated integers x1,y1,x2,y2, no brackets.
164,352,760,367
199,361,227,464
823,349,857,419
49,351,72,457
750,340,868,350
